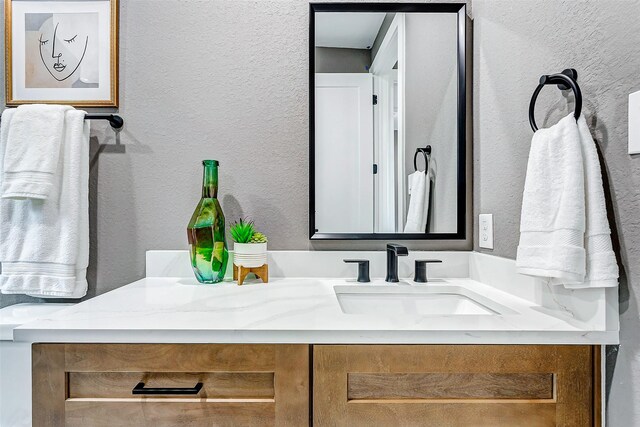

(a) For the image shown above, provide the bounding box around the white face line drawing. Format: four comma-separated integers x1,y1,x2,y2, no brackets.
38,17,89,82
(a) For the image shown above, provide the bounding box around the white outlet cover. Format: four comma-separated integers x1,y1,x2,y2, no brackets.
479,214,494,250
630,90,640,155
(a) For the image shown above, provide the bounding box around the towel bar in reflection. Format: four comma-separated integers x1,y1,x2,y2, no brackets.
413,145,432,174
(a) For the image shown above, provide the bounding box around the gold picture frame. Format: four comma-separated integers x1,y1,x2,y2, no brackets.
5,0,119,107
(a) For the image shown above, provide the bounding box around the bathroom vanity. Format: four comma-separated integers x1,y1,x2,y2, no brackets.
31,343,597,426
18,250,617,426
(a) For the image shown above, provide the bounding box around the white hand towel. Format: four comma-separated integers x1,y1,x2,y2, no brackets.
404,166,432,233
0,109,89,298
1,105,73,200
516,113,586,282
557,116,618,288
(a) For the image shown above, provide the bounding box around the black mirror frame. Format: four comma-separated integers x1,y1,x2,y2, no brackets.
309,3,469,241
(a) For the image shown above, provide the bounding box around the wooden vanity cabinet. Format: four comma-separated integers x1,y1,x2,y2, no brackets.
313,345,600,427
32,344,309,427
33,344,599,426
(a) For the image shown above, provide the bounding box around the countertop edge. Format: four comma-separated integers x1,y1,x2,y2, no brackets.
13,328,619,345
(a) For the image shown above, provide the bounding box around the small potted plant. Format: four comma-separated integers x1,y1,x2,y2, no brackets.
230,218,268,268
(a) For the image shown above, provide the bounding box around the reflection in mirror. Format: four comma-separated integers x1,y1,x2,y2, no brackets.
312,6,464,238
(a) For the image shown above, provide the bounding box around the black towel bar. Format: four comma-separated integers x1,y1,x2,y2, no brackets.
0,111,124,130
529,68,582,132
84,114,124,130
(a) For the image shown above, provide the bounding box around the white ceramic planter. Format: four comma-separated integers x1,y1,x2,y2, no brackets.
233,242,267,267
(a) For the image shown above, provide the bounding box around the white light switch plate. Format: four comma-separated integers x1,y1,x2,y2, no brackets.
479,214,493,249
630,90,640,154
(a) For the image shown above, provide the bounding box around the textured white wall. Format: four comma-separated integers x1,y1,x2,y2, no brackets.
472,1,640,425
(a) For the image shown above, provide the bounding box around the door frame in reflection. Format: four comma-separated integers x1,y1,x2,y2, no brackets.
370,13,404,233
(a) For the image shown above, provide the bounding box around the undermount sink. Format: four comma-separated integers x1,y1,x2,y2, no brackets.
334,284,502,316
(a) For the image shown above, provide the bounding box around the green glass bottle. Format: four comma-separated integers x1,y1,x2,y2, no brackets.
187,160,229,283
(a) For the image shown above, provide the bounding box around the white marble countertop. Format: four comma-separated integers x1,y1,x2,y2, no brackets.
14,276,618,344
0,303,73,340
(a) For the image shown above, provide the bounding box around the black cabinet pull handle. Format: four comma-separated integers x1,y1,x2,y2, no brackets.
132,382,203,395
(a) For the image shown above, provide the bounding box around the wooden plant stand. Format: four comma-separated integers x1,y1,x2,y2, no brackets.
233,263,269,286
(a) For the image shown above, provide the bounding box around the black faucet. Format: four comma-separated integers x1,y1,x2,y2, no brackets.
385,243,408,283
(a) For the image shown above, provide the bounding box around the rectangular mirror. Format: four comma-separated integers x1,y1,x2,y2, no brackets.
310,3,469,240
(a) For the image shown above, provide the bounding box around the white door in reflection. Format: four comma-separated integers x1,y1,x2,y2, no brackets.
315,73,374,233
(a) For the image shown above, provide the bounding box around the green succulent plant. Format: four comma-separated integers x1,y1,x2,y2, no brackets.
250,232,268,243
230,218,255,243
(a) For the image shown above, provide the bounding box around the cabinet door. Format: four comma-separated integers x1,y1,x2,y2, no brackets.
33,344,309,427
314,345,597,427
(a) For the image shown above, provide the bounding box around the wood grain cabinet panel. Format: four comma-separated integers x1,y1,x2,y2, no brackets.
347,372,555,400
314,345,599,427
32,344,309,427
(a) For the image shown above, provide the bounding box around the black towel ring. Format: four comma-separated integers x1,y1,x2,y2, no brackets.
413,145,431,174
529,68,582,132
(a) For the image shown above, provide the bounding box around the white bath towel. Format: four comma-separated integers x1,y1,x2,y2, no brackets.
1,105,72,200
557,116,618,288
516,113,586,283
404,162,432,233
0,109,89,298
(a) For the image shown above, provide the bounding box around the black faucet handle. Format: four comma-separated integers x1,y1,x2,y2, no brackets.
387,243,409,256
414,259,442,283
344,259,371,283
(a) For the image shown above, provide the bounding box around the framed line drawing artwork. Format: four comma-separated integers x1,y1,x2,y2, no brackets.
5,0,119,107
